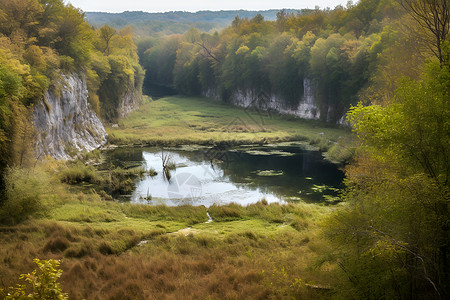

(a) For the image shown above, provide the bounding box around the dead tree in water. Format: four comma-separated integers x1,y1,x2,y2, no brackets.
160,149,175,181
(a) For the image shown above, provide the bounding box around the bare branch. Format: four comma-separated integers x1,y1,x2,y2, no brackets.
368,225,442,299
398,0,450,64
195,41,221,63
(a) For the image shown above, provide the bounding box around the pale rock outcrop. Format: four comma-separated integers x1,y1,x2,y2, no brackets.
33,74,107,159
203,78,328,121
118,87,142,119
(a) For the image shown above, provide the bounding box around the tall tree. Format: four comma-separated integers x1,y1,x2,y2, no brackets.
399,0,450,64
326,50,450,300
98,25,116,55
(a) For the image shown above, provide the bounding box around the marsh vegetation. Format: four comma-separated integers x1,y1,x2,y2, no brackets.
0,0,448,298
107,96,353,162
0,95,350,299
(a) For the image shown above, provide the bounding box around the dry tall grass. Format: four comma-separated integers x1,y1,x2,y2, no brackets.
0,201,334,299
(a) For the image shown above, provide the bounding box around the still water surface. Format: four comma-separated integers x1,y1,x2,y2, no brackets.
105,142,344,207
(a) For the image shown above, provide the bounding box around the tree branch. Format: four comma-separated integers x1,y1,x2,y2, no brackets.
367,225,441,299
195,41,221,63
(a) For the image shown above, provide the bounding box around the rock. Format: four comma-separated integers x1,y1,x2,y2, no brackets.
33,73,107,159
118,87,142,119
203,78,347,124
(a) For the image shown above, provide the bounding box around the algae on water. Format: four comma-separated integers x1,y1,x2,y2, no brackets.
254,170,284,177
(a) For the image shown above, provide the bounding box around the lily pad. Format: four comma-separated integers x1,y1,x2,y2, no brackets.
311,184,328,192
255,170,284,177
242,149,295,156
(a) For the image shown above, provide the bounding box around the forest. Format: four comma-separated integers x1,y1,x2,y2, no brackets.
0,0,449,299
0,0,144,171
138,0,419,122
85,9,302,36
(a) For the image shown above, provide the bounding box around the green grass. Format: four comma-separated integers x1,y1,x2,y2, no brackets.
0,183,335,299
0,96,348,299
107,96,352,152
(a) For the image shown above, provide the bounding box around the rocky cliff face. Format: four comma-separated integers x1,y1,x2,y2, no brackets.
98,81,142,122
230,78,320,120
204,78,345,123
33,74,107,159
118,87,142,119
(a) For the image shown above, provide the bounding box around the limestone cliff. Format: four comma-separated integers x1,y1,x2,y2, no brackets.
117,87,142,119
33,74,107,159
203,78,346,123
98,77,143,122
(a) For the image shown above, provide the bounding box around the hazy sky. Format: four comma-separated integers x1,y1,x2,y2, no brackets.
66,0,352,13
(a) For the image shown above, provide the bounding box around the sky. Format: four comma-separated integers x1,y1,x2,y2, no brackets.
66,0,352,13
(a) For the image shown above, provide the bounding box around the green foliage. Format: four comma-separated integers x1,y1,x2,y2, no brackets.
348,63,449,186
139,1,398,122
0,0,144,169
0,167,49,225
4,259,67,300
59,163,100,185
325,59,450,298
141,35,181,87
0,65,23,99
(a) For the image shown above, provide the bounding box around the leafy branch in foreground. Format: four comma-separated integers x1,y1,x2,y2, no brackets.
2,259,68,300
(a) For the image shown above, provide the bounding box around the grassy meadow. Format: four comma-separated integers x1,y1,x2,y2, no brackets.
0,96,352,299
0,163,338,299
107,96,353,161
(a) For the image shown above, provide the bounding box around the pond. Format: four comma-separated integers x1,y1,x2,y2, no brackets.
104,142,344,207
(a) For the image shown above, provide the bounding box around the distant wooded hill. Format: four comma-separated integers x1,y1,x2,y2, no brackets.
85,9,305,35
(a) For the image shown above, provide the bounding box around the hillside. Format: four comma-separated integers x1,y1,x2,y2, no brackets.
86,9,304,35
0,0,448,299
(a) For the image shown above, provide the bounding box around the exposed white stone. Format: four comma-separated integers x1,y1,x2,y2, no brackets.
203,78,327,121
33,74,107,159
118,87,142,118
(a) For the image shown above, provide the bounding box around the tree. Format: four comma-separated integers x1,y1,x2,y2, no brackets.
399,0,450,64
0,0,43,38
326,59,449,299
276,9,288,32
98,25,116,55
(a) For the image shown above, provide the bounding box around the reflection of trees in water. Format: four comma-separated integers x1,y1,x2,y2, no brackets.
187,146,344,201
106,146,344,202
217,149,344,201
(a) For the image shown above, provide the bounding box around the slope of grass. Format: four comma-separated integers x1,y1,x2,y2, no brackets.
0,182,336,299
107,96,352,152
0,96,349,299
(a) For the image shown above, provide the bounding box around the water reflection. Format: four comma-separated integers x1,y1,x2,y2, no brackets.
132,151,280,206
105,144,344,207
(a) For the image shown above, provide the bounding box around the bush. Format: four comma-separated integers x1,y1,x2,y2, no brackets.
60,163,100,184
324,143,355,164
0,168,49,225
3,259,68,300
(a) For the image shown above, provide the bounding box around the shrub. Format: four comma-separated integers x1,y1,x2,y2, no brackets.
64,242,94,258
43,236,71,253
324,143,355,164
60,163,100,184
3,259,68,300
147,167,158,177
0,168,48,225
